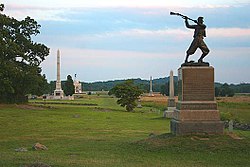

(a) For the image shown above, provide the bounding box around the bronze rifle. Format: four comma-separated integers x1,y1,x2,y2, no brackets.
170,12,197,23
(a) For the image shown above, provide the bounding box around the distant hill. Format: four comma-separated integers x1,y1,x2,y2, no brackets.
82,76,178,92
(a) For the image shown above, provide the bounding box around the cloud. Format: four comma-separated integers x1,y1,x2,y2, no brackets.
3,1,250,22
3,4,72,21
108,27,250,38
91,28,191,42
66,27,250,43
35,26,250,55
209,28,250,38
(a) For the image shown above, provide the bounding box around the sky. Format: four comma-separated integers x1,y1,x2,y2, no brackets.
1,0,250,83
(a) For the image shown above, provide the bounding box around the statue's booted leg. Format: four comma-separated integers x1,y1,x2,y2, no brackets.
198,50,209,63
198,41,210,63
198,54,205,63
185,54,190,63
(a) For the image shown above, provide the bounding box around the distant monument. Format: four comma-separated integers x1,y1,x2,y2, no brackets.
170,12,223,135
168,70,175,109
74,74,82,94
149,76,154,96
137,97,142,108
163,70,176,118
53,49,64,99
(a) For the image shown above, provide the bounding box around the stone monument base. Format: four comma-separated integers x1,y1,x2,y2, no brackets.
53,89,64,99
171,119,224,135
171,66,224,135
168,98,175,107
164,110,175,118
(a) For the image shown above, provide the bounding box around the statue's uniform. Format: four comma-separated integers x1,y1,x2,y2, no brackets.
185,20,209,57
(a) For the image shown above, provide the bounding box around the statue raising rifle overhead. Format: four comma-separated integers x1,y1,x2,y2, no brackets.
170,12,210,65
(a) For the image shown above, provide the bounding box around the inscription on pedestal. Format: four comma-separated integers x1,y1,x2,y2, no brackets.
176,101,217,110
179,67,215,101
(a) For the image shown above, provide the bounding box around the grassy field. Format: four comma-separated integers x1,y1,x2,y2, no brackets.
0,95,250,167
216,96,250,123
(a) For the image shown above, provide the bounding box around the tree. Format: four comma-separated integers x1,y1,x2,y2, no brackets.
215,83,235,97
160,82,169,96
29,74,50,96
108,80,143,112
63,75,75,96
215,87,219,97
0,4,50,103
220,83,234,97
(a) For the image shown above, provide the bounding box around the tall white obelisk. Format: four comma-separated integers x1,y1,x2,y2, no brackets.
149,76,153,96
54,49,64,99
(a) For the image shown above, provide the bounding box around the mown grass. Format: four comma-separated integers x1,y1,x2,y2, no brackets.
0,95,250,167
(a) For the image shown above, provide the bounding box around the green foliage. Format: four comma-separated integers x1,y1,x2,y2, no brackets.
0,4,49,103
160,81,178,96
83,78,145,91
63,75,74,96
215,82,250,94
215,83,235,97
29,74,50,96
109,80,143,112
160,83,168,96
229,83,250,93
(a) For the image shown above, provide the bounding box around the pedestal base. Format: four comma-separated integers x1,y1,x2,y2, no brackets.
164,110,175,118
171,119,224,135
168,98,176,107
54,89,64,99
173,109,221,121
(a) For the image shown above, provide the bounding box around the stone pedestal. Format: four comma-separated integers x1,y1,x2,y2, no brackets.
54,89,64,99
168,98,175,108
171,66,223,135
164,110,174,118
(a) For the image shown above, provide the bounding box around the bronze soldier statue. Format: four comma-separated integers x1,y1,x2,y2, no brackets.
170,12,209,64
184,16,209,63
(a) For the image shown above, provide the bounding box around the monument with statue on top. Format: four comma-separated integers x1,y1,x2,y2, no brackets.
170,12,224,135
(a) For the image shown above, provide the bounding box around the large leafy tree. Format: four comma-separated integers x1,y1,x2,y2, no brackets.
0,4,50,103
63,75,75,96
108,80,143,112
